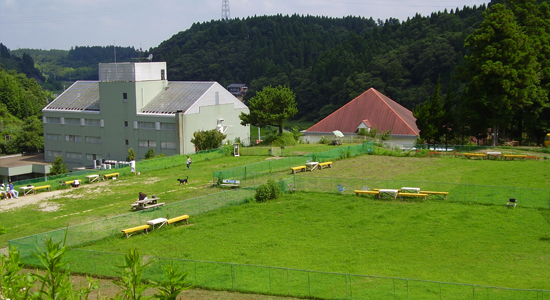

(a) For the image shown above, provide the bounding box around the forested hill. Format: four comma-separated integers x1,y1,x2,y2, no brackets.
151,5,487,121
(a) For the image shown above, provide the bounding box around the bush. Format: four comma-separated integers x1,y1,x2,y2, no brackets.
319,136,329,144
272,132,297,146
255,179,281,202
144,148,156,159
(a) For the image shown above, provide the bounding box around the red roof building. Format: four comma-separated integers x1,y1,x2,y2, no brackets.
306,88,419,135
304,88,419,145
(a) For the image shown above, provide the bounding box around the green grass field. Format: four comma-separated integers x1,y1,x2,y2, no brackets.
4,145,550,298
81,192,550,290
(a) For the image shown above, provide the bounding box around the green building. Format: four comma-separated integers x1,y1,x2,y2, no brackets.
42,62,250,169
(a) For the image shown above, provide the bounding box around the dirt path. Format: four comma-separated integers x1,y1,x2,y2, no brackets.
0,181,111,213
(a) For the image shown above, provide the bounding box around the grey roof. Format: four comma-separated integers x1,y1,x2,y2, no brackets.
140,82,214,114
43,81,216,114
44,81,100,111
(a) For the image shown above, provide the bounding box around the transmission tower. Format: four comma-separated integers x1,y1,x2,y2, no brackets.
222,0,230,21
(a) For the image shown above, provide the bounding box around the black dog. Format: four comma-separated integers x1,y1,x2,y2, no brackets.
177,176,189,185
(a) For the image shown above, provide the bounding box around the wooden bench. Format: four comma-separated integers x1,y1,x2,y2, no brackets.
121,224,150,238
463,153,486,159
420,191,449,200
33,185,51,193
354,190,379,197
503,154,527,160
291,166,306,174
318,161,333,169
167,215,190,225
220,179,240,188
65,180,82,187
103,172,120,180
399,192,428,200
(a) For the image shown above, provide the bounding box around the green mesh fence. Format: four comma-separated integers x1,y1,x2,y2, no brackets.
214,142,375,181
287,176,550,209
8,243,550,300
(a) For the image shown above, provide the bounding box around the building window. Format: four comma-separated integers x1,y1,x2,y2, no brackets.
85,119,101,126
138,140,156,148
85,136,101,144
125,139,129,146
161,141,176,149
66,152,82,159
65,135,81,142
123,92,128,103
47,150,62,157
86,154,101,161
46,133,62,141
138,121,155,129
161,69,166,80
65,118,80,125
124,121,129,127
46,117,61,124
160,123,175,130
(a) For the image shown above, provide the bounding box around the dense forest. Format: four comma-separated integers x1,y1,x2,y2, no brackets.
2,0,550,152
151,7,488,121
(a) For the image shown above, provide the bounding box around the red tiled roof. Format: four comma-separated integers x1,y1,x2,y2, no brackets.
305,88,419,136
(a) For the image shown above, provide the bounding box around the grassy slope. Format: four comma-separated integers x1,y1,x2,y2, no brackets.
4,148,550,291
82,192,550,290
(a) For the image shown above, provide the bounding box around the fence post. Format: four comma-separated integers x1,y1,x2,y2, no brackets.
407,279,409,300
231,264,235,290
308,271,311,297
287,268,290,295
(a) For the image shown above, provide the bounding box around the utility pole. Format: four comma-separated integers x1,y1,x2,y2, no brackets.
222,0,230,21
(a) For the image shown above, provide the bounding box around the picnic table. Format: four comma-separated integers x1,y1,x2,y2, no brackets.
20,186,34,196
306,162,319,171
400,187,420,193
147,217,168,230
131,198,164,210
86,174,100,183
378,189,399,199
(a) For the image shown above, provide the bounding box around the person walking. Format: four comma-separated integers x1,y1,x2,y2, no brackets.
187,156,192,170
130,159,136,175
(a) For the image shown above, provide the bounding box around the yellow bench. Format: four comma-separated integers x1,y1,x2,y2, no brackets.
463,153,486,158
33,185,51,193
354,190,379,197
167,215,190,225
503,154,527,160
291,166,306,174
103,172,120,180
121,224,150,238
399,192,428,200
318,162,333,169
420,191,449,200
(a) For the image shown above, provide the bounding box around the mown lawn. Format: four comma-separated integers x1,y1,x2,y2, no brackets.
4,146,550,295
81,191,550,290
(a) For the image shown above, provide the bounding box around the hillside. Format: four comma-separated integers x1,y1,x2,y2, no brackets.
150,7,487,121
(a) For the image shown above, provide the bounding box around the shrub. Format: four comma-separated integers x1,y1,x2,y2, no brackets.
255,179,281,202
319,136,329,144
145,148,156,159
272,132,297,147
49,155,68,175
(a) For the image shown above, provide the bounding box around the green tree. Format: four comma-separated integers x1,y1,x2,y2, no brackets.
191,129,227,151
127,148,136,161
49,155,68,175
414,77,445,144
144,148,155,160
460,3,543,145
16,116,43,153
239,85,298,134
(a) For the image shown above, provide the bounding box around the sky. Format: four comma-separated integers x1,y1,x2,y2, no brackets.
0,0,490,51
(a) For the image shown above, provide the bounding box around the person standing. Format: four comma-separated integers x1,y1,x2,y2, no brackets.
187,156,192,170
130,159,136,175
